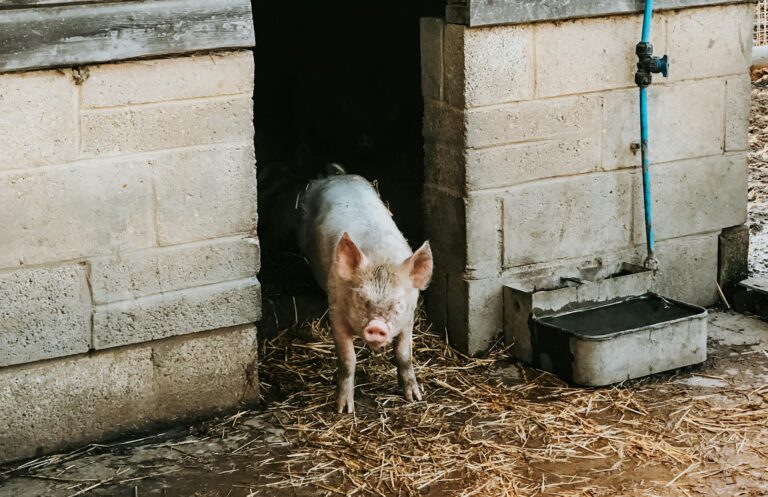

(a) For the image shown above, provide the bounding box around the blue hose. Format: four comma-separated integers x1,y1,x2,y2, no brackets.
641,0,653,43
639,0,657,268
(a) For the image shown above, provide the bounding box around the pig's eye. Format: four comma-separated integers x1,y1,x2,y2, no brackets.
395,300,406,313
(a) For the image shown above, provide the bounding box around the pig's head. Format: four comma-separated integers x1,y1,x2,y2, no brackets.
333,232,433,352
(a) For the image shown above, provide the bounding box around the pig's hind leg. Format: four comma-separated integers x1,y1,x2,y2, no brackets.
394,328,422,402
331,318,357,413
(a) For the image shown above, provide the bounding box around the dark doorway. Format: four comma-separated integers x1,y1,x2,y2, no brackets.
252,0,445,338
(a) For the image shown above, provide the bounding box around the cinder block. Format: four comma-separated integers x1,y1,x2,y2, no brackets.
0,265,90,367
153,144,258,245
423,187,501,278
726,75,751,152
666,4,752,82
465,193,502,278
444,23,533,107
81,96,254,157
718,224,750,298
465,95,601,148
446,273,503,356
0,345,155,463
0,159,154,268
654,232,719,306
89,237,260,304
93,278,261,349
423,186,466,274
424,269,448,334
424,141,466,192
536,14,658,97
423,101,465,146
82,51,254,108
420,18,444,101
466,135,600,190
602,79,725,169
426,135,601,193
0,70,77,170
152,325,259,419
0,325,258,463
633,153,747,242
503,172,633,268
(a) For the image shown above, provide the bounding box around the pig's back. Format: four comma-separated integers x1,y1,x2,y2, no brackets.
297,175,412,291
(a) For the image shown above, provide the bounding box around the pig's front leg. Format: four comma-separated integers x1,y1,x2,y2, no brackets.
394,330,422,402
332,318,357,413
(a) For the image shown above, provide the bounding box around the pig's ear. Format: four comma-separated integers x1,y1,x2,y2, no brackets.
336,232,366,281
404,241,433,290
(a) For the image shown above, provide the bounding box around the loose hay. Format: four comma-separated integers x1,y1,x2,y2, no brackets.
244,308,768,497
2,310,766,497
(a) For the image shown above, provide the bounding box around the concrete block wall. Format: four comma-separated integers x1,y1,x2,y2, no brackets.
0,51,260,462
421,4,752,355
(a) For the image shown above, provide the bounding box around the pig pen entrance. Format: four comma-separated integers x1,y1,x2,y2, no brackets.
252,0,444,338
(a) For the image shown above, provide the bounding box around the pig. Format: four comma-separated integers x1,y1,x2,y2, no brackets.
297,166,433,413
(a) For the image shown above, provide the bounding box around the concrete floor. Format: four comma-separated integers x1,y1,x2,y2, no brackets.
1,309,766,497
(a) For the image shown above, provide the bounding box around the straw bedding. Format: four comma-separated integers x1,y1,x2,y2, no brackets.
246,308,768,497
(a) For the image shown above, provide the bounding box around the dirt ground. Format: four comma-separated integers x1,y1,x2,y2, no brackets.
1,309,767,497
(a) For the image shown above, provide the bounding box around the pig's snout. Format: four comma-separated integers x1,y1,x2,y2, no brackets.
363,320,390,349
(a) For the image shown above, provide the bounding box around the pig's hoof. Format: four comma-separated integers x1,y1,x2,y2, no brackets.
336,392,355,414
402,378,422,402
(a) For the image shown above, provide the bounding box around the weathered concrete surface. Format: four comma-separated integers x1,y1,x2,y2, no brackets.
0,50,261,464
443,23,533,107
93,278,261,349
718,224,750,298
0,159,155,268
445,274,503,354
535,14,656,98
602,80,726,169
666,4,753,83
634,154,748,243
423,188,502,279
89,237,259,304
0,69,77,170
0,0,255,73
654,232,720,307
502,173,634,268
0,265,90,367
419,18,444,101
421,7,750,354
82,51,255,108
425,135,601,193
448,0,754,27
0,49,259,365
727,75,752,152
0,325,258,464
152,144,258,246
80,96,254,158
465,95,601,149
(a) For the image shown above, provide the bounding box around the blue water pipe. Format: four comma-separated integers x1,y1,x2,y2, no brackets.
636,0,668,270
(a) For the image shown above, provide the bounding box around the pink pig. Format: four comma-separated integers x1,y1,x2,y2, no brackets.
297,168,433,413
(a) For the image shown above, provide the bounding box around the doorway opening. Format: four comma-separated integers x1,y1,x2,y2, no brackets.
252,0,445,337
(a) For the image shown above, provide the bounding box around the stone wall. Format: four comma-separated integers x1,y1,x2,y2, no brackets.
0,50,260,462
421,4,752,355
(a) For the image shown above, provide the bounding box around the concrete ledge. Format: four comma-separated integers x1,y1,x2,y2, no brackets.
0,0,255,73
448,0,753,27
0,324,259,464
